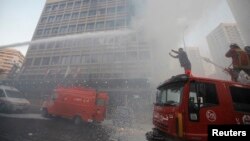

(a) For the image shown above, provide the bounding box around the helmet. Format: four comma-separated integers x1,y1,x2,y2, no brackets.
230,43,240,48
178,48,183,51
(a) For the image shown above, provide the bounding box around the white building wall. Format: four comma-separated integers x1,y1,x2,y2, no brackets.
227,0,250,45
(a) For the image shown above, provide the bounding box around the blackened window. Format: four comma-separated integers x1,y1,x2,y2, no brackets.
51,56,60,65
82,0,90,5
71,56,81,64
116,19,125,27
52,27,59,35
74,1,81,7
44,28,51,35
36,29,43,36
59,3,66,9
55,15,62,22
106,20,114,29
91,0,97,4
77,24,85,32
80,11,87,18
86,23,95,30
96,22,104,29
67,2,73,8
61,56,71,65
41,57,50,65
63,14,71,20
97,0,106,2
71,12,79,19
41,17,47,23
25,58,33,66
52,5,58,11
48,16,55,23
107,7,115,15
33,58,42,66
88,10,96,16
59,26,67,34
82,55,91,63
97,8,105,16
117,6,125,13
68,25,77,33
45,5,51,12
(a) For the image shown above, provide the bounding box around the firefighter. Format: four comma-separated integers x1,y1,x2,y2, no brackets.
225,43,250,81
226,44,250,71
169,48,192,75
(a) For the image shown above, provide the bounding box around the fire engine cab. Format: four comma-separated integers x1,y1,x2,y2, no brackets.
146,74,250,141
41,86,109,124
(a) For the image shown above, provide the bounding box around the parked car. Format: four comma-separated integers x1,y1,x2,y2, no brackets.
113,106,134,127
0,85,30,113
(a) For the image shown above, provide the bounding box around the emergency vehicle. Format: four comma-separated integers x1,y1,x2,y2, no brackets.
146,74,250,141
41,86,109,124
0,85,30,112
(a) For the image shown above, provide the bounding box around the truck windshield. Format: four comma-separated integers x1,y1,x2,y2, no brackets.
156,82,184,106
230,86,250,113
5,90,24,99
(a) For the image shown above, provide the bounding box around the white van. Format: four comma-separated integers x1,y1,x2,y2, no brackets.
0,85,30,112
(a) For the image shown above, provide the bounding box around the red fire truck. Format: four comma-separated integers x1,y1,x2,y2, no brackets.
146,74,250,141
41,86,109,124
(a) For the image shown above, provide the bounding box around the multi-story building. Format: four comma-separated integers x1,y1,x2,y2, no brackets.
0,48,24,79
206,23,245,79
18,0,153,111
227,0,250,45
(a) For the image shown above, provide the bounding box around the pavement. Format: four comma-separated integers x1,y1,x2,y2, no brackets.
0,113,152,141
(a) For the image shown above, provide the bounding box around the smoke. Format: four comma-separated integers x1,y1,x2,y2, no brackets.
130,0,221,85
0,30,132,49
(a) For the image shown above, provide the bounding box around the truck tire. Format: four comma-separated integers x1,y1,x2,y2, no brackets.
73,116,82,125
41,108,50,118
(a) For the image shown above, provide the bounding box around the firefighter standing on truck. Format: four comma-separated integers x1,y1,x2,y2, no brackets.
169,48,192,75
226,44,244,71
225,43,250,82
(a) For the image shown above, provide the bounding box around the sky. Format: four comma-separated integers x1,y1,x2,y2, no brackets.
0,0,46,55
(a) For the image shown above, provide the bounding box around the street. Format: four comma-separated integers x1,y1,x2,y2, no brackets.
0,113,151,141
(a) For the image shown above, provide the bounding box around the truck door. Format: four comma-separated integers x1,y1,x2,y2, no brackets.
184,81,223,141
95,98,107,122
229,86,250,124
48,92,61,115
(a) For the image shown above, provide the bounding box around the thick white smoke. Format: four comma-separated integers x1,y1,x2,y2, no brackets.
130,0,227,84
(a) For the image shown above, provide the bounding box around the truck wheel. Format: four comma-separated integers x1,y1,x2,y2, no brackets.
41,108,49,117
73,116,82,125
